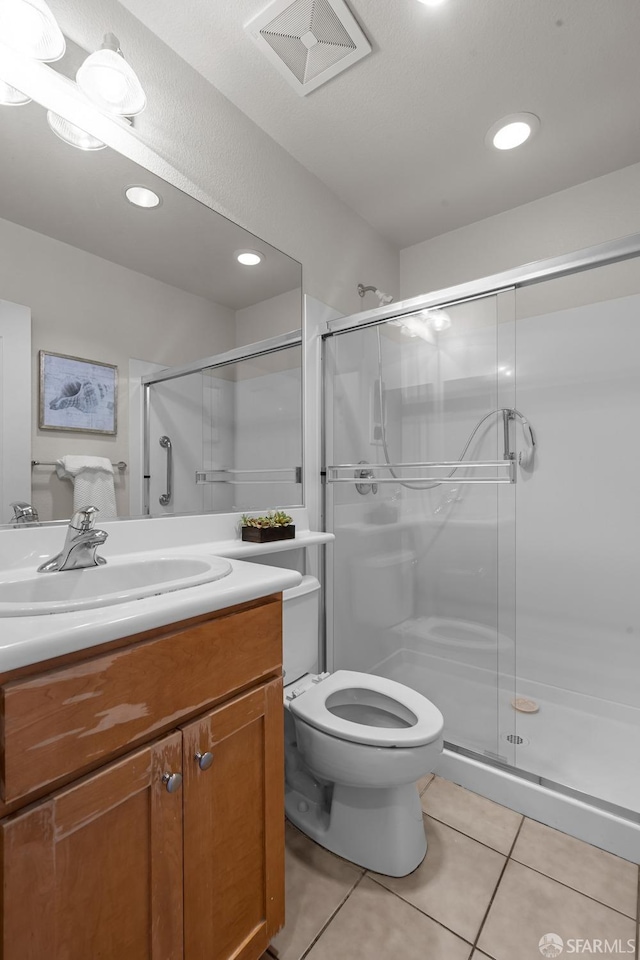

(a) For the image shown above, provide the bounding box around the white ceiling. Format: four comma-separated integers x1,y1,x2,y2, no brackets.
118,0,640,249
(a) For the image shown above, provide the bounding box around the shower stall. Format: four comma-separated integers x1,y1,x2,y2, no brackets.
322,239,640,859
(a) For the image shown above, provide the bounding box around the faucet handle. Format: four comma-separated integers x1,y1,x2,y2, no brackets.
10,502,39,523
70,505,99,531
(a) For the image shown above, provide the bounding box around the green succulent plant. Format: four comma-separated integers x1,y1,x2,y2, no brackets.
241,511,293,529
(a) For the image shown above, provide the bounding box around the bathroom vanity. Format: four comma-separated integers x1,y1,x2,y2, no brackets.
0,589,286,960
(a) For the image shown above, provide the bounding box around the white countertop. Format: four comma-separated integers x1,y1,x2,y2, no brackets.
0,551,301,673
0,508,335,672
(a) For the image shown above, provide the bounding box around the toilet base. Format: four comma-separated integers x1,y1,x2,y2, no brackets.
285,781,427,877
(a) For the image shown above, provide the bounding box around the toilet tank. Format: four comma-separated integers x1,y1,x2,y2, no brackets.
282,575,320,685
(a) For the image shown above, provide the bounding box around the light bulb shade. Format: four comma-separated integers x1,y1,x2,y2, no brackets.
0,80,31,105
46,110,107,151
76,41,146,116
0,0,65,61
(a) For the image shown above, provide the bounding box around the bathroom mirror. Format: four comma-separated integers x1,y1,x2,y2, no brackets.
0,97,303,524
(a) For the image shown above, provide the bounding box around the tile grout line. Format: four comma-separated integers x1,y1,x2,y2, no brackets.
469,814,525,954
507,854,639,923
296,871,367,960
423,808,639,922
365,872,475,949
419,775,435,797
423,809,521,857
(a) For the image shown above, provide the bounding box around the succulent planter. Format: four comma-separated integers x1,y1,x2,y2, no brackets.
241,525,295,543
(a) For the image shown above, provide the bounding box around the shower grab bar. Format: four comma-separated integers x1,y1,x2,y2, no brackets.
195,466,302,484
326,460,516,484
159,436,172,505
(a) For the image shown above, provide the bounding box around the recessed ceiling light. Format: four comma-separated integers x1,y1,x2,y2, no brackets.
235,250,264,266
486,113,540,150
125,185,162,209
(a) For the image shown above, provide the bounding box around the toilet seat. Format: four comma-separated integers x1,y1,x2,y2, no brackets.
288,669,443,748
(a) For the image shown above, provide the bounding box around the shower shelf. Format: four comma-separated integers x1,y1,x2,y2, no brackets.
325,460,516,484
207,530,334,559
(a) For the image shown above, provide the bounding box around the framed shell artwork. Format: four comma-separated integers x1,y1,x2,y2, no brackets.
39,351,118,435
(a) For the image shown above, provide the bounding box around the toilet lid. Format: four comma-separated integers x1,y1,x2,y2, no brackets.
288,670,444,748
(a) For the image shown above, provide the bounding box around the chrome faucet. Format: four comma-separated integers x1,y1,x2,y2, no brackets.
38,506,108,573
10,501,40,525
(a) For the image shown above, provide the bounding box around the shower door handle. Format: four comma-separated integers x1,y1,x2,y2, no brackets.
159,435,173,505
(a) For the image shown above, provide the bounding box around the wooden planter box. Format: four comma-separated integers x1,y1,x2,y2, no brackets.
241,525,295,543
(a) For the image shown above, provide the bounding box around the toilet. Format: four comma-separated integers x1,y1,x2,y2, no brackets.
283,576,444,877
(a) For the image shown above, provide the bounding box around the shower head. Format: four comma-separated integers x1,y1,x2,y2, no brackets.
357,283,394,305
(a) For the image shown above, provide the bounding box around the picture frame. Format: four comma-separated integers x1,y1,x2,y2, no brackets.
39,351,118,435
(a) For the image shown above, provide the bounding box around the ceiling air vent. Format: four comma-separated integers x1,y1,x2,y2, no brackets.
245,0,371,96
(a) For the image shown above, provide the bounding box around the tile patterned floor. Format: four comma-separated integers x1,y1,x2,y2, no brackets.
267,776,640,960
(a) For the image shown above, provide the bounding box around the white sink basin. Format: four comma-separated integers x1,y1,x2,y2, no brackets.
0,555,233,616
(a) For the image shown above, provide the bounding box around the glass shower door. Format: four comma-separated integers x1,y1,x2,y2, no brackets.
324,292,517,762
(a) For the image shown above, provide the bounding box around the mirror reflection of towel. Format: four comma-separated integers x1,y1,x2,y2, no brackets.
55,456,118,519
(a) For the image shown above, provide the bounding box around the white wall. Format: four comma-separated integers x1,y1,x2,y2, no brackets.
49,0,399,318
235,289,301,348
400,162,640,298
0,216,235,520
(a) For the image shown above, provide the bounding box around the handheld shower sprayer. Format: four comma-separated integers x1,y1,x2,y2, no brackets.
511,409,536,468
374,324,537,488
358,283,394,306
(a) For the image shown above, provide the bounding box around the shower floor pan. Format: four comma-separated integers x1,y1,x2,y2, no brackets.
371,640,640,817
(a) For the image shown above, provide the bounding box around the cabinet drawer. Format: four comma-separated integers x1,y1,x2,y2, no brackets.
1,597,281,804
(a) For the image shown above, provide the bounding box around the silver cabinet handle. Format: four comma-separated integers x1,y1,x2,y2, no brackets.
195,751,214,771
162,771,182,793
159,435,172,506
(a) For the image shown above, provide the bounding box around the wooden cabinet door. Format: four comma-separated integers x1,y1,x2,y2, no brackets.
0,733,183,960
182,679,285,960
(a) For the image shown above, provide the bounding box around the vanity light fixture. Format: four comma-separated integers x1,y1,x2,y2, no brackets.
125,185,162,209
486,113,540,150
236,250,264,266
416,0,449,6
0,0,65,61
76,33,146,117
0,80,31,105
46,110,107,151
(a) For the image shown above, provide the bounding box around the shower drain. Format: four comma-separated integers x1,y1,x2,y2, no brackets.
502,733,530,746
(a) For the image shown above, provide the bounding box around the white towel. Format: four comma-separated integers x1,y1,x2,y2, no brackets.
56,456,118,520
